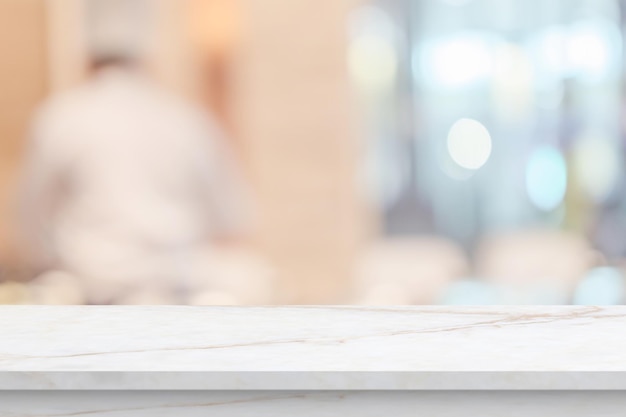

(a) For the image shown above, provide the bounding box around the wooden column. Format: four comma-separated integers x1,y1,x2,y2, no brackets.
0,0,48,270
234,0,363,303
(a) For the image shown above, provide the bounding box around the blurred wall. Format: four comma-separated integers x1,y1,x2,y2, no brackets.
0,0,48,268
46,0,86,94
0,0,366,303
234,0,364,303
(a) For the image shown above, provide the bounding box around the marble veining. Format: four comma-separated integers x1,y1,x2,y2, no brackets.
1,306,625,390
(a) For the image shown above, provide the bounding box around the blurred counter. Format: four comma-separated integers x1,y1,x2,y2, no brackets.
1,306,626,415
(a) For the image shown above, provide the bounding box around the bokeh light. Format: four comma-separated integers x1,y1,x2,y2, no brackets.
532,25,569,78
3,0,626,307
417,32,494,89
574,267,625,305
446,118,492,170
572,132,621,203
566,19,621,83
348,6,398,93
492,42,535,119
532,19,621,83
526,145,568,212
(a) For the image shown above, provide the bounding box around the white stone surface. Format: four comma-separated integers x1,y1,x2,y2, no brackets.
1,306,626,390
2,392,626,417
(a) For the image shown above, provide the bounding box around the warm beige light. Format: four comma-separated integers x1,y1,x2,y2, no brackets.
187,0,243,55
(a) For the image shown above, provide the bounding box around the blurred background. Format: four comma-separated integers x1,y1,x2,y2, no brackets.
0,0,625,305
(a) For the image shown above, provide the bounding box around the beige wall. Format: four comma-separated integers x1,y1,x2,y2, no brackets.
185,0,367,303
0,0,48,266
234,0,364,303
45,0,86,94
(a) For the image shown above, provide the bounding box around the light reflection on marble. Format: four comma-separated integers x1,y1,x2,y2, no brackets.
1,306,626,390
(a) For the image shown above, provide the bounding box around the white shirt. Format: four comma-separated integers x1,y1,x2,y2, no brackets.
20,68,248,300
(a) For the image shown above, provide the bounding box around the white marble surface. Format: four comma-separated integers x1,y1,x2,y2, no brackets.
2,392,626,417
1,306,625,390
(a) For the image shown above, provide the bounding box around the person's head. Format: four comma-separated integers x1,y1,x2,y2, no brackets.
85,0,149,74
88,53,137,74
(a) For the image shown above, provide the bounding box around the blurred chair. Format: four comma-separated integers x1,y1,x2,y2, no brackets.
353,237,469,305
475,230,595,304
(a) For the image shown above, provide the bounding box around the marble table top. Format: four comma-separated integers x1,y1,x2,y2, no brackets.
0,306,625,390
